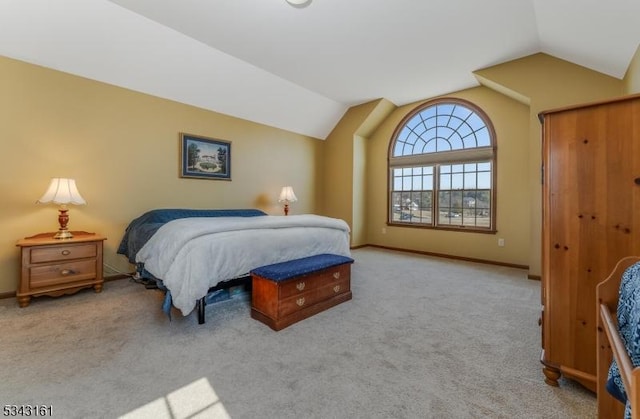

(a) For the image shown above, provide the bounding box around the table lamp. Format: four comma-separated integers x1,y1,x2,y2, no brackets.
278,186,297,216
37,178,87,239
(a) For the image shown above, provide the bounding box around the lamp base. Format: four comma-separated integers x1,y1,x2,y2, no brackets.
54,229,74,239
54,206,73,239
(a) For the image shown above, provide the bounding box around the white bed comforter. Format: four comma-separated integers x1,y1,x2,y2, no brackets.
136,214,351,315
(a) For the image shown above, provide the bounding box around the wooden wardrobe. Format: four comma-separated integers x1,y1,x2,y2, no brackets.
540,93,640,393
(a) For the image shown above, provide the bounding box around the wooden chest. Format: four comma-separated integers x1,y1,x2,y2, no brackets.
250,254,353,331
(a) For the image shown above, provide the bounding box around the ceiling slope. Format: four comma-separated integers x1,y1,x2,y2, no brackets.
1,0,638,139
0,0,346,139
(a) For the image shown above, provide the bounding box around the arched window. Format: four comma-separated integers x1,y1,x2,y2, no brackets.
388,98,496,232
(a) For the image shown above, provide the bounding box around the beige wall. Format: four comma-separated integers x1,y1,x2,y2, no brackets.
365,87,531,266
3,49,636,294
321,99,394,247
624,45,640,94
0,56,321,294
324,53,627,274
475,53,623,276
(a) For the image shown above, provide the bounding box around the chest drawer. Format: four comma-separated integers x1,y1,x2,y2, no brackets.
30,243,97,263
30,259,98,288
279,264,350,299
279,277,350,317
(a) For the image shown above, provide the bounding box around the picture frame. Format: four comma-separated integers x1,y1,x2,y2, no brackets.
179,133,231,180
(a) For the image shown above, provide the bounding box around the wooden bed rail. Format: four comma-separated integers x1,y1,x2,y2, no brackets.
597,256,640,419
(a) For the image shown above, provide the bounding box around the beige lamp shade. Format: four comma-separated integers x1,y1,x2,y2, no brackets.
278,186,298,203
37,178,87,205
37,178,86,239
278,186,297,216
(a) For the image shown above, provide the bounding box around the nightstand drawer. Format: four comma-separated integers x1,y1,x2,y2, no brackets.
29,260,97,288
31,243,97,263
16,231,106,307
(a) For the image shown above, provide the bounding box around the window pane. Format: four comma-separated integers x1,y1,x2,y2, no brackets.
440,173,451,190
457,123,472,140
391,101,491,156
389,100,494,230
406,115,422,130
467,113,485,130
464,172,476,188
405,131,418,146
463,136,478,148
438,191,450,207
475,126,490,147
448,134,464,150
452,173,463,189
416,139,428,154
436,138,451,151
452,105,472,121
422,107,437,121
476,190,490,208
424,138,437,153
478,162,491,171
478,171,491,189
394,142,405,156
412,176,422,190
423,174,433,190
397,126,411,141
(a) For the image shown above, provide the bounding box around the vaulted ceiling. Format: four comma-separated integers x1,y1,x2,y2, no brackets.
1,0,639,138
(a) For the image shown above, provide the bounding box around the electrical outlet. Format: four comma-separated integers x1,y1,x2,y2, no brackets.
382,227,387,234
498,238,505,247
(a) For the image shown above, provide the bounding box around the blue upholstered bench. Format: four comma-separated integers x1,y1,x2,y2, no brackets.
250,254,354,330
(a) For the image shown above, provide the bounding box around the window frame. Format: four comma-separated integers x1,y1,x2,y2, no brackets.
387,97,497,233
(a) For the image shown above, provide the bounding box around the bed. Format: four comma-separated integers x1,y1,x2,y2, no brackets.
597,256,640,419
117,208,352,324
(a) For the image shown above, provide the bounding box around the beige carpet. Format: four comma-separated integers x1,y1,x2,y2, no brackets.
0,247,596,418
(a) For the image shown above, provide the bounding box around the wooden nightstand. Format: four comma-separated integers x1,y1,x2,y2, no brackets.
16,231,106,307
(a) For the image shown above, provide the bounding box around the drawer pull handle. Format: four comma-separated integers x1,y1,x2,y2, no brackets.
333,272,340,279
60,269,74,276
296,297,305,307
296,282,305,291
333,285,341,293
61,250,71,256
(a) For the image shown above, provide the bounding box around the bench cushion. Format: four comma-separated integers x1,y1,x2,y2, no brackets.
251,253,354,282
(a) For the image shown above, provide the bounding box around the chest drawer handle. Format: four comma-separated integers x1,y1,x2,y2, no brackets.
61,250,71,256
60,269,74,276
333,285,341,293
296,282,305,291
296,297,305,307
333,272,340,279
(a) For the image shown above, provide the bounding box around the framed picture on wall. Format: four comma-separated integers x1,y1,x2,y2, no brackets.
179,133,231,180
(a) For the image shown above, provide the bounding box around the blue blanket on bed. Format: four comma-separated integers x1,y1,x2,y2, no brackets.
607,261,640,418
117,208,267,263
